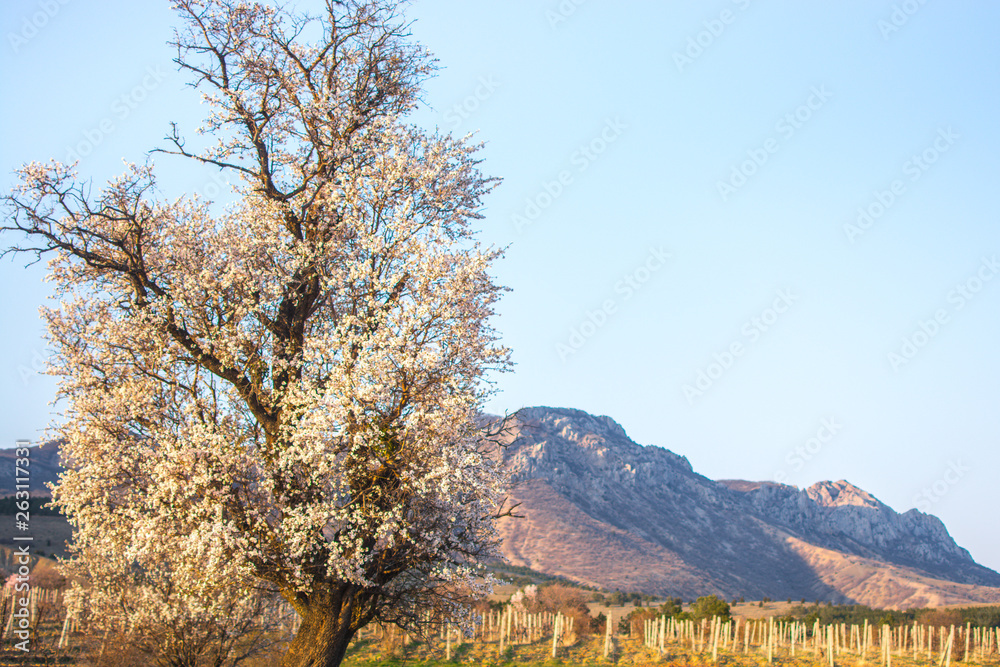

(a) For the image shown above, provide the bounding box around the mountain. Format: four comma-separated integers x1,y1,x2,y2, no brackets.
0,440,62,497
8,409,999,609
495,407,1000,609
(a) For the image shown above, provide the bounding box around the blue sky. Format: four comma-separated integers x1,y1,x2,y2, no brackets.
2,1,999,572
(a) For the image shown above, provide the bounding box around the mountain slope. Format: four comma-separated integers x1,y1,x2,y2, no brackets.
496,407,1000,608
0,440,62,497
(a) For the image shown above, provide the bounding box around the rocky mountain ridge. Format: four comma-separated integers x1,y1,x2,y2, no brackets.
496,406,1000,608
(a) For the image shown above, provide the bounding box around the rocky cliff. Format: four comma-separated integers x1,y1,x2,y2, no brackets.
496,407,1000,608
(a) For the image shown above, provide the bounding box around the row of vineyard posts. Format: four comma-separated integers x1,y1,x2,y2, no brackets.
0,586,71,650
365,605,1000,666
0,586,301,654
3,587,1000,666
636,614,1000,666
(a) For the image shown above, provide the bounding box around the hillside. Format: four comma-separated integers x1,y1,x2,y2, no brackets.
0,439,62,497
496,407,1000,609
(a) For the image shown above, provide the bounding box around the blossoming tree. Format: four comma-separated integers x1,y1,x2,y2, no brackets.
2,1,511,665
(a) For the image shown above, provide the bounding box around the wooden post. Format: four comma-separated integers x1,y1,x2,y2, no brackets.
57,613,71,650
862,619,868,661
603,612,612,658
712,616,720,663
552,612,561,659
768,617,774,664
965,622,971,662
499,608,504,657
508,607,513,645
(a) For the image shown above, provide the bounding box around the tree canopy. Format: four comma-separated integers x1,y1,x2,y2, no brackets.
2,1,510,666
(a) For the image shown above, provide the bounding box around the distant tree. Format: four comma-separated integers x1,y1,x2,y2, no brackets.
690,595,731,621
917,609,962,628
658,597,682,616
27,562,66,590
593,612,607,632
954,606,1000,627
536,585,597,634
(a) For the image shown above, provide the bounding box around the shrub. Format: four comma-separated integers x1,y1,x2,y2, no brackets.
690,595,731,622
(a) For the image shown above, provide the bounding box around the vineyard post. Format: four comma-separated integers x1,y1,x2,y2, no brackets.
3,595,14,643
965,622,971,662
659,614,665,654
58,613,71,650
603,612,611,658
551,612,561,659
767,616,774,664
507,606,512,646
711,616,720,663
863,619,869,661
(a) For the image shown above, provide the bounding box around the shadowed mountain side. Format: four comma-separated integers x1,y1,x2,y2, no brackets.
499,477,844,601
500,478,711,595
0,440,62,497
496,407,1000,607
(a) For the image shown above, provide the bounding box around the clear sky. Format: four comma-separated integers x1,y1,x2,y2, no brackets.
2,1,999,572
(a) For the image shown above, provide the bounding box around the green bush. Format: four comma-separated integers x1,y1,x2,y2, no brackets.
690,595,731,622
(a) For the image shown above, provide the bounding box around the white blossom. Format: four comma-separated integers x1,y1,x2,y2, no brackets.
3,1,511,665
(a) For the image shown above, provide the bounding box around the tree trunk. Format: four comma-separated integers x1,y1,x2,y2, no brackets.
281,586,362,667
